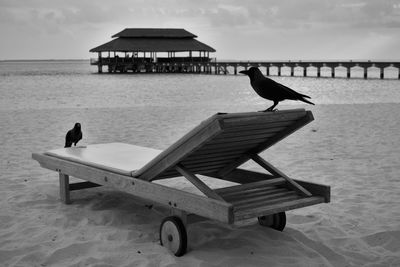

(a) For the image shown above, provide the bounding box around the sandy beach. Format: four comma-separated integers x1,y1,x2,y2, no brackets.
0,102,399,266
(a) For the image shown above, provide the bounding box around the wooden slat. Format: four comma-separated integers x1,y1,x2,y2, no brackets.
182,161,232,171
160,167,223,178
211,135,275,143
234,196,324,221
175,164,225,201
179,164,231,173
191,149,248,158
215,178,285,194
185,150,241,159
229,191,297,208
159,165,225,177
219,126,288,138
201,138,270,149
182,155,238,165
208,168,276,184
213,109,305,120
221,187,287,200
194,144,255,155
250,154,312,197
211,132,275,143
221,110,306,128
183,157,233,166
234,195,303,211
220,122,291,134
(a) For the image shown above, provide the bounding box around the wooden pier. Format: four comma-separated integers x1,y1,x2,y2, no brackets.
91,58,400,79
90,28,399,79
214,60,400,79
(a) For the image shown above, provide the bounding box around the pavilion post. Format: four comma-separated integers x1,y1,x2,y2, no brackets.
97,52,102,73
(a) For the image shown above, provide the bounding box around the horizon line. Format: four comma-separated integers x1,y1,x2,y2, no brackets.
1,58,400,63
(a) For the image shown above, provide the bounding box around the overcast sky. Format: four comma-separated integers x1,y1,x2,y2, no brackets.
1,0,399,60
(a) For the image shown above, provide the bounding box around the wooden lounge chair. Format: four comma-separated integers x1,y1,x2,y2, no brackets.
32,109,330,256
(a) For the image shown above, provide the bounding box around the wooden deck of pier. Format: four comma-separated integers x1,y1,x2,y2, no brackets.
90,59,400,79
213,60,400,79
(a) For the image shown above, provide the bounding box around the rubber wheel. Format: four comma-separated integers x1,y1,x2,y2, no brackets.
159,216,187,257
258,212,286,231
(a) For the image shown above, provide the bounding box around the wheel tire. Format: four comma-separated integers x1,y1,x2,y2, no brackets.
258,212,286,231
159,216,187,257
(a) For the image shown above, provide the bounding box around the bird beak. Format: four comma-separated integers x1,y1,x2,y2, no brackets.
239,70,249,75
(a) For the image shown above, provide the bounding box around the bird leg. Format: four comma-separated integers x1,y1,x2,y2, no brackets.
263,101,278,112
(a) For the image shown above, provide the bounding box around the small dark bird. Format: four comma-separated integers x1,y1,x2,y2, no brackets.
65,123,82,148
240,67,315,111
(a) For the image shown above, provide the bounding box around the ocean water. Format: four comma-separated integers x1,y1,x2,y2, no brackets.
1,59,400,155
1,60,400,112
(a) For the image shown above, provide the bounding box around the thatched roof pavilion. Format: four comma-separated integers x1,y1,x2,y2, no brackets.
89,28,216,73
90,28,215,55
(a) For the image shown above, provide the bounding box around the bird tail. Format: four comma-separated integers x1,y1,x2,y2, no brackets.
300,97,315,105
299,93,311,99
298,93,314,105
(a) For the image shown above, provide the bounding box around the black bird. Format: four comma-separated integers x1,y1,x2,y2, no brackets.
65,123,82,148
240,67,314,111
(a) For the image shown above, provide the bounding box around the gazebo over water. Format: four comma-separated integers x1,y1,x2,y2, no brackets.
89,28,216,73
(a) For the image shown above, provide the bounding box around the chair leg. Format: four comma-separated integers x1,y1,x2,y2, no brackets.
59,173,71,204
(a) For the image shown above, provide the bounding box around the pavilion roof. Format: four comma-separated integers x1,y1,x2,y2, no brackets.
111,28,197,38
89,28,216,53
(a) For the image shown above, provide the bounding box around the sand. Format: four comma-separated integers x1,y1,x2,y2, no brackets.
1,103,399,266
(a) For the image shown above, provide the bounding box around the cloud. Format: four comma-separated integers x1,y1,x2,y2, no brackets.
208,0,400,30
0,0,399,59
2,0,399,30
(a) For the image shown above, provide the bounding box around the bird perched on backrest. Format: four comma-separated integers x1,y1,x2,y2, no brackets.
240,67,314,112
65,123,82,148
